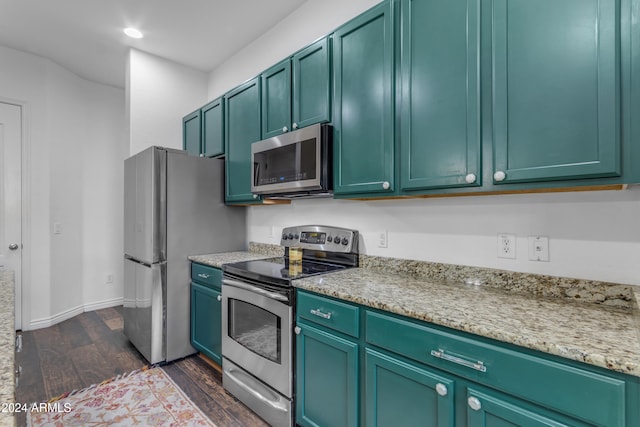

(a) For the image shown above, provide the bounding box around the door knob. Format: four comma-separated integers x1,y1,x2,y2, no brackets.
8,243,19,250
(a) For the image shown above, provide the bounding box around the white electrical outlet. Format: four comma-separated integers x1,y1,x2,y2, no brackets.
53,222,62,235
497,233,516,259
106,274,114,284
528,236,549,262
378,231,388,248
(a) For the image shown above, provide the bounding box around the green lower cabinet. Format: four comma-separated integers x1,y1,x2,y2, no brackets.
296,321,359,427
365,348,455,427
190,282,222,364
466,387,593,427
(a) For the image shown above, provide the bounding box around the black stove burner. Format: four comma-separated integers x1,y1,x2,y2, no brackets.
223,257,347,287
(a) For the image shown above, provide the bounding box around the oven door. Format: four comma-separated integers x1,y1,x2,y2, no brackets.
221,278,292,398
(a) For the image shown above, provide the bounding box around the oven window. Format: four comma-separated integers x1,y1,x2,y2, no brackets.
228,299,281,364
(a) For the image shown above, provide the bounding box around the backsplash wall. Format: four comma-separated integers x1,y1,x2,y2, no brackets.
247,188,640,286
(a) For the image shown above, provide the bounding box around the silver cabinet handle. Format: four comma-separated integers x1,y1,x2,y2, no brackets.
223,278,288,302
8,243,19,250
197,273,210,279
430,349,487,372
282,126,289,132
292,122,298,129
435,383,448,397
199,153,204,157
465,173,476,184
310,308,331,320
382,181,390,190
468,396,482,411
253,194,258,199
493,170,506,182
217,295,222,302
294,326,301,335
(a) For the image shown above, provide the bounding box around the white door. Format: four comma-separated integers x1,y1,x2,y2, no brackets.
0,102,22,330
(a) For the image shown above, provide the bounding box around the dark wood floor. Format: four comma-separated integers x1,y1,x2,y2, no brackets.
14,306,269,427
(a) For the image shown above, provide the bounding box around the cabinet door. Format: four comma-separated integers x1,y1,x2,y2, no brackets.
365,348,455,427
400,0,480,191
201,98,224,157
492,0,620,184
466,388,592,427
333,1,395,196
183,110,201,156
296,321,359,427
190,282,222,364
261,59,292,138
224,77,261,203
293,37,331,130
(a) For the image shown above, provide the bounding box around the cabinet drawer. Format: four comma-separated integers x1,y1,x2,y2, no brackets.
297,291,360,338
191,263,222,289
366,311,625,427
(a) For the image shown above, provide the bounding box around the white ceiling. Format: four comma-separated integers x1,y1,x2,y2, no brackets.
0,0,306,89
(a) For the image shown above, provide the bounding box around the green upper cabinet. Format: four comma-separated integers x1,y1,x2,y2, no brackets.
491,0,621,184
261,37,331,139
182,109,201,156
333,1,395,196
261,60,292,138
399,0,481,191
201,97,224,157
293,37,331,130
225,77,262,204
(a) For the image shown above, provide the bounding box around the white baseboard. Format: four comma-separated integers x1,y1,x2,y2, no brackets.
26,297,124,331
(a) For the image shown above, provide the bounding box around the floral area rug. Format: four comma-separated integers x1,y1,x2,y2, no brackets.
27,367,217,426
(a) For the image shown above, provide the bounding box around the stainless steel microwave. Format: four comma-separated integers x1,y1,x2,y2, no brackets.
251,123,332,197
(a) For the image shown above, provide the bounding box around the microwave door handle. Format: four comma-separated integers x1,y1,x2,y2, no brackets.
223,279,288,302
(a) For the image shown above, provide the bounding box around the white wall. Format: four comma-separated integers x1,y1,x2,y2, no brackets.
0,45,128,329
128,49,208,155
248,189,640,285
206,0,640,287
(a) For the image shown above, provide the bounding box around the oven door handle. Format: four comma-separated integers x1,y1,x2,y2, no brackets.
223,279,289,302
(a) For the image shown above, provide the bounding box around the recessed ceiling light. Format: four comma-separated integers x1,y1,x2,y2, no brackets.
124,28,144,39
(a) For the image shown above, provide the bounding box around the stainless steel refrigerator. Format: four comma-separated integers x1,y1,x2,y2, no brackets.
123,146,246,364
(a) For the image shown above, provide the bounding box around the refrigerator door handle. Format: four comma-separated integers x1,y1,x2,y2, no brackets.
124,255,151,268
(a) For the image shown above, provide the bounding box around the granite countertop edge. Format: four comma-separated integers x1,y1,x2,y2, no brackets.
0,270,15,426
187,243,640,377
293,268,640,378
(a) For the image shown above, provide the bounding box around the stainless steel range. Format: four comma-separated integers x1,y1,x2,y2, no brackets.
221,225,359,427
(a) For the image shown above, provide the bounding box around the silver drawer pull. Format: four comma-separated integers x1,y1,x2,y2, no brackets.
468,396,482,411
430,349,487,373
197,273,210,279
310,309,332,320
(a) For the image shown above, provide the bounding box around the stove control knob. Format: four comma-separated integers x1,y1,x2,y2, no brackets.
294,234,299,240
341,237,349,245
288,233,294,240
327,236,333,243
282,234,288,240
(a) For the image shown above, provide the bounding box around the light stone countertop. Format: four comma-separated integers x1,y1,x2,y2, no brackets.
0,270,15,426
293,267,640,377
188,242,284,268
188,243,640,377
